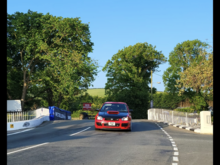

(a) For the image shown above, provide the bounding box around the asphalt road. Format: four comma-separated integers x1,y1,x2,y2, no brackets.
7,120,213,165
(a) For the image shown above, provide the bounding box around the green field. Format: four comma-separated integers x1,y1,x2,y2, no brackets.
86,88,106,97
85,88,163,97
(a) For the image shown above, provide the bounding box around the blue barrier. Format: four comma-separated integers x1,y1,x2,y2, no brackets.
49,106,71,121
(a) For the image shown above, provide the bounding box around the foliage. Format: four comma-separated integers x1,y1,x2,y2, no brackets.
152,92,187,109
7,10,98,109
188,95,208,112
176,49,213,96
102,42,167,119
71,109,98,118
176,48,213,111
91,96,107,110
173,107,194,113
163,39,208,94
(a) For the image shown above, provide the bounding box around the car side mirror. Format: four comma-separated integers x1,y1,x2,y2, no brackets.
129,109,133,112
95,109,100,111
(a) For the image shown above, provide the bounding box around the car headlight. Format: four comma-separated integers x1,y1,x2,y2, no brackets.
97,116,103,120
122,117,128,121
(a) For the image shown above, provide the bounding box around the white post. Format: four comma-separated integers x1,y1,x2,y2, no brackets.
200,111,213,134
172,111,173,124
154,109,155,120
186,112,188,126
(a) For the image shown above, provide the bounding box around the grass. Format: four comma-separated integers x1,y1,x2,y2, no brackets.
77,88,164,98
86,88,106,97
85,88,163,97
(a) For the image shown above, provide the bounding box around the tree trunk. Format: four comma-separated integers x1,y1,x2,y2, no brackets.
47,88,54,106
57,93,62,108
21,70,28,110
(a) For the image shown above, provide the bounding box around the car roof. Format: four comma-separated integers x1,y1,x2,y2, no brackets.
104,102,127,104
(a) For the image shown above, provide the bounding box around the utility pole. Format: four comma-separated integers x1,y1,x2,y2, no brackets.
151,70,153,108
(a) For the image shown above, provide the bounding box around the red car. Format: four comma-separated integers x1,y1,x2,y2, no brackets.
94,102,133,131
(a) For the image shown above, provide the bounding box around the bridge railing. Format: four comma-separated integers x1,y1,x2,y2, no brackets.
7,111,37,123
148,109,201,128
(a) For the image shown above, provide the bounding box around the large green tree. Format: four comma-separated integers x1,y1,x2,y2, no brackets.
163,39,208,94
102,42,167,118
176,48,213,110
7,10,98,109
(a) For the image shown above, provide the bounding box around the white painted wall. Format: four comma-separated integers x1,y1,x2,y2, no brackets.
200,111,213,134
7,108,50,131
7,100,22,112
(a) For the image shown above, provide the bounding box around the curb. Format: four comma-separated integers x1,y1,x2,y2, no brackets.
155,121,199,133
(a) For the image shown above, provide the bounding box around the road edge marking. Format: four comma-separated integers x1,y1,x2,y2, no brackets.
70,127,91,136
7,128,34,136
7,142,49,155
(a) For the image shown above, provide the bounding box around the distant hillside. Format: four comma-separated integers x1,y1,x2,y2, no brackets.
85,88,163,97
86,88,106,97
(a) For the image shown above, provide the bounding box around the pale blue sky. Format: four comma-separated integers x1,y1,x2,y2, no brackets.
7,0,213,92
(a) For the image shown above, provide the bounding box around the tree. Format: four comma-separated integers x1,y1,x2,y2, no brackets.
176,48,213,110
163,39,208,94
102,42,167,118
7,10,98,109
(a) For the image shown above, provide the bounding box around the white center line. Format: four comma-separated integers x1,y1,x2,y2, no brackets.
173,157,179,161
173,147,178,150
7,142,49,155
70,127,91,136
174,152,179,156
172,163,178,165
7,128,34,136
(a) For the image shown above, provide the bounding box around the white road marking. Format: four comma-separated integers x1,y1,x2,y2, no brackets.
70,127,91,136
155,122,180,165
174,152,179,156
173,157,179,161
7,142,49,155
7,128,34,136
172,163,178,165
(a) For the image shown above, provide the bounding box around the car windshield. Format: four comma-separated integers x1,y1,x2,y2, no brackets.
100,104,128,112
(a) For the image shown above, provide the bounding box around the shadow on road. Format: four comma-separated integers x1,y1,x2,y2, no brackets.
7,120,165,150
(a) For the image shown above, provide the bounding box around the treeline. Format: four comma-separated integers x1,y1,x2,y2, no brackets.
7,10,213,118
7,10,98,111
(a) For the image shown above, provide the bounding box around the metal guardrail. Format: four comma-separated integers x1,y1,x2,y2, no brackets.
148,109,201,128
7,111,37,122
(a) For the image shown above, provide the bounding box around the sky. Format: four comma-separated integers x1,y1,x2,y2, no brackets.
7,0,213,92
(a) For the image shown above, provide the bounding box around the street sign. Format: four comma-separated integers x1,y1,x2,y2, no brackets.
83,103,92,110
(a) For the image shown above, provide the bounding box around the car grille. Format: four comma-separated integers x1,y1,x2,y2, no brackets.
121,123,128,127
96,122,102,126
104,118,120,121
104,123,120,127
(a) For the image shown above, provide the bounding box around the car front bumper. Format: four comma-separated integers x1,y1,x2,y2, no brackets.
95,120,131,130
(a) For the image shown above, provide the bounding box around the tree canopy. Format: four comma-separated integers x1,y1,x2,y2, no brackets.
102,42,167,118
163,39,208,94
7,10,98,109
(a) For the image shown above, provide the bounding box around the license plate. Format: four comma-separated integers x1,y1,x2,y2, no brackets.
108,122,115,126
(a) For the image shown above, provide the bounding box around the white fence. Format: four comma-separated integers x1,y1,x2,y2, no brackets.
148,109,201,128
7,108,50,123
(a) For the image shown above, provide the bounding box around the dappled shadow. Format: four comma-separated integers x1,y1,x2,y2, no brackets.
7,119,167,151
